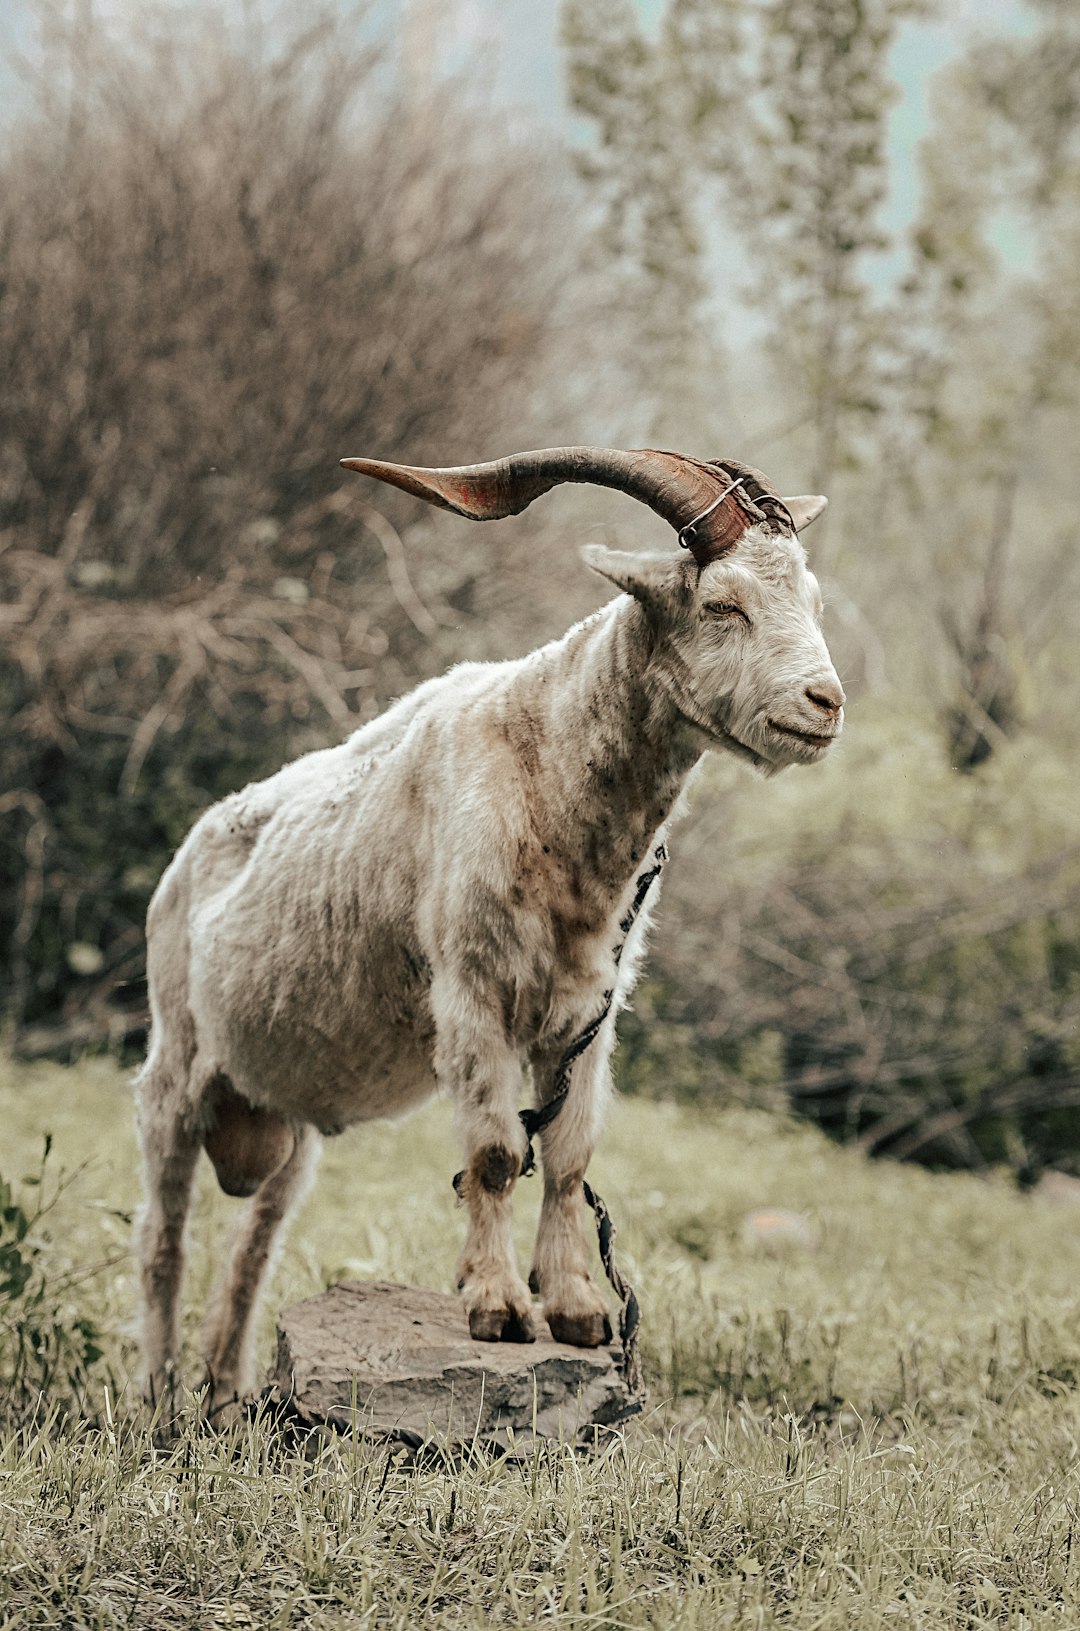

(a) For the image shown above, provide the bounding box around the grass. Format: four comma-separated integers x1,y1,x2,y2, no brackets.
4,1060,1080,1625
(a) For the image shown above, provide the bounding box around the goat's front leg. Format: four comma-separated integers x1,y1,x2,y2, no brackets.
528,1025,615,1348
435,982,535,1343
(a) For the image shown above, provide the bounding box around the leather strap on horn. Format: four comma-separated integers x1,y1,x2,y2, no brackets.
339,446,794,567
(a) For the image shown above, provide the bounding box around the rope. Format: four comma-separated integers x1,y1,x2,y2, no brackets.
583,1177,643,1398
453,843,666,1399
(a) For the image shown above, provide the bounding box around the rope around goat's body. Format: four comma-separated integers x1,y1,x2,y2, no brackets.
453,843,666,1400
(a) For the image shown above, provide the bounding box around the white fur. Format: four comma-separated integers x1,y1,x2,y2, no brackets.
135,523,844,1407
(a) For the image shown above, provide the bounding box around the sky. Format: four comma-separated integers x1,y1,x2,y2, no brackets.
441,0,1034,248
0,0,1034,286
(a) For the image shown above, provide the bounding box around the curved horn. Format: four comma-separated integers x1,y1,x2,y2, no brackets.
339,446,796,566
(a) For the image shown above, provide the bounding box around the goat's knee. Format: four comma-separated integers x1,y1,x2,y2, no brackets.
454,1142,536,1344
458,1142,521,1198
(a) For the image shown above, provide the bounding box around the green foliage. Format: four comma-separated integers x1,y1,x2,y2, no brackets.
0,1134,108,1420
0,1178,33,1302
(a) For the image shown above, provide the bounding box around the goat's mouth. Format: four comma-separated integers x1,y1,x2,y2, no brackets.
766,719,840,751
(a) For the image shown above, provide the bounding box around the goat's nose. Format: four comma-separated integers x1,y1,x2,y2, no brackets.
804,676,845,715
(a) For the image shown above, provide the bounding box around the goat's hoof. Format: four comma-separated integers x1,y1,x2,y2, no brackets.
469,1305,537,1343
546,1310,613,1348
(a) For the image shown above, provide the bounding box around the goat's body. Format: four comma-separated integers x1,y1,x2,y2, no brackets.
147,601,675,1131
137,598,695,1406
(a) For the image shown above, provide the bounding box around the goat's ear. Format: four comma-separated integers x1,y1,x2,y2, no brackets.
580,545,690,617
782,494,828,532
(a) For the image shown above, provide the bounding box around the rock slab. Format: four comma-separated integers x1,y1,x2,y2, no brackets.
271,1279,640,1448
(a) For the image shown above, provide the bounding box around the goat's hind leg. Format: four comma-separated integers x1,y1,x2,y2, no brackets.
135,1061,202,1414
202,1121,320,1418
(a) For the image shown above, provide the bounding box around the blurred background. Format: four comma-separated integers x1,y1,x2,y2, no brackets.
1,0,1078,1181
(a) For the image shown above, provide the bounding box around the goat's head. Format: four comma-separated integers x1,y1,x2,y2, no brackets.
340,445,844,773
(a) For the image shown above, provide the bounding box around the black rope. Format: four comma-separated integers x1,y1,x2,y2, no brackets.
518,999,612,1177
452,843,666,1398
616,852,666,954
583,1178,642,1398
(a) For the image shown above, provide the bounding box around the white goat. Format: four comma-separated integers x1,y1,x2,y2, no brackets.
135,446,844,1413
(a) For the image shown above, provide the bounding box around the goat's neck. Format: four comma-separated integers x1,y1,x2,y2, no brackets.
525,597,702,898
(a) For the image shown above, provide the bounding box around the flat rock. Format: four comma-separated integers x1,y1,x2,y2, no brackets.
270,1279,641,1449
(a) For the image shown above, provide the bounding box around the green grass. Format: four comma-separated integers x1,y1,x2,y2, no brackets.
4,1059,1080,1626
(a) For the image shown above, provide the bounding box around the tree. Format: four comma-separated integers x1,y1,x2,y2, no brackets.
561,0,738,444
741,0,926,498
899,0,1080,765
563,0,925,523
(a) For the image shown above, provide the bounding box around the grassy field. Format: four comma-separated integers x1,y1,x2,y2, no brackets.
4,1061,1080,1626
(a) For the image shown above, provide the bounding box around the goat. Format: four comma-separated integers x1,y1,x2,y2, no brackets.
135,446,844,1413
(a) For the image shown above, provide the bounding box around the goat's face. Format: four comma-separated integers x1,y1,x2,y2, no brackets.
338,443,843,773
585,525,844,773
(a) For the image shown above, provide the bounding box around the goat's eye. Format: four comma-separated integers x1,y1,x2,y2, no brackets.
704,602,751,627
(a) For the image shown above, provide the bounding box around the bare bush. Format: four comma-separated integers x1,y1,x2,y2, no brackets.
619,756,1080,1179
0,11,603,1044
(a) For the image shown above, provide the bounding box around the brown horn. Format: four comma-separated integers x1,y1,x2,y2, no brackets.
339,446,793,567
